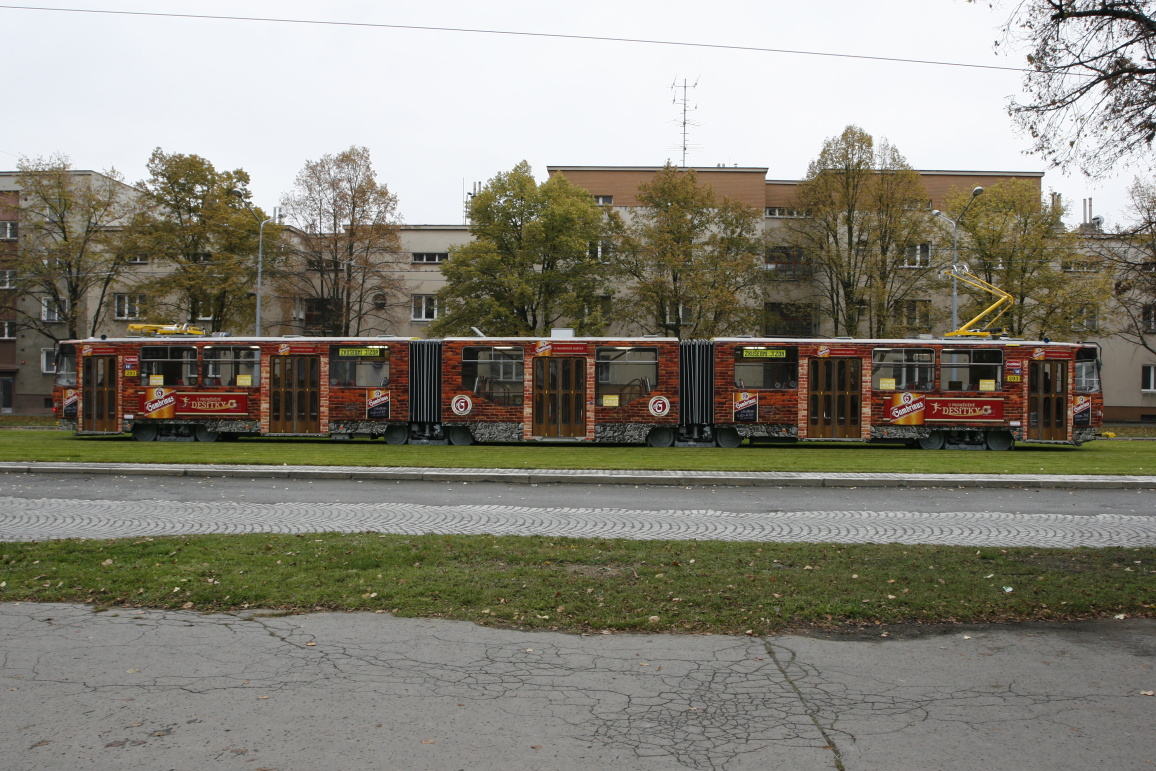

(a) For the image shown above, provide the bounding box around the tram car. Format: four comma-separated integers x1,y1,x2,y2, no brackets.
52,330,1103,449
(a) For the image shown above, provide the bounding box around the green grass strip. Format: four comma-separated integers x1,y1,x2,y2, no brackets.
2,534,1151,634
1,429,1155,474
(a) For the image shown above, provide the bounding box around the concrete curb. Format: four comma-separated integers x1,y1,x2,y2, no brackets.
1,461,1155,489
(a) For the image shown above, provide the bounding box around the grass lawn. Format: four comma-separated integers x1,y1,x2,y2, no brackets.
2,534,1150,634
0,428,1154,475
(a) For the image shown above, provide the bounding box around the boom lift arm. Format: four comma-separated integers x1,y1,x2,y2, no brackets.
943,264,1014,338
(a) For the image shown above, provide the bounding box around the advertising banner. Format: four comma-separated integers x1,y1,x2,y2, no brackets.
141,390,248,417
366,389,390,419
925,398,1004,422
888,392,926,424
733,391,758,422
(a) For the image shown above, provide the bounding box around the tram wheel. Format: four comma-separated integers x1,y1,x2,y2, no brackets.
194,425,219,443
715,427,742,448
383,425,409,445
132,424,158,442
646,427,675,447
917,431,945,450
984,430,1015,451
447,427,475,446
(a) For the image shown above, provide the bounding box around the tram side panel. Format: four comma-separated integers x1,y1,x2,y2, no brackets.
713,341,803,444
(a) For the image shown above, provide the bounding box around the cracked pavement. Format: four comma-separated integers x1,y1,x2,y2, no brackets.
1,603,1152,770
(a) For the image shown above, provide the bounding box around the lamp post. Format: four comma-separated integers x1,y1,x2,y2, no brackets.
931,185,984,330
231,191,275,336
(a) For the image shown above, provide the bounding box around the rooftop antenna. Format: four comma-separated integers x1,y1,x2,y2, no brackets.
671,77,699,167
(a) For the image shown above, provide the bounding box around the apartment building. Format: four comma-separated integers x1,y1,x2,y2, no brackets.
3,164,1153,421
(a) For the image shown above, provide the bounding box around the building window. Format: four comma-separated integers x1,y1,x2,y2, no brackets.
893,299,931,332
664,302,690,326
126,254,149,264
593,195,613,206
764,246,810,278
734,346,798,389
872,348,934,391
0,321,14,339
764,207,808,218
114,293,144,320
1062,259,1100,273
41,348,57,374
0,269,15,289
1143,364,1156,392
412,252,448,263
41,297,66,323
941,348,1002,391
328,345,389,388
411,294,438,321
303,297,339,334
596,347,657,405
0,221,17,240
1072,304,1098,332
204,346,261,387
763,302,816,337
1142,303,1156,333
588,240,614,262
189,252,213,264
462,346,524,406
900,243,931,268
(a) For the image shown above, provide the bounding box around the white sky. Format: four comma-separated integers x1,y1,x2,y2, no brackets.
0,0,1145,228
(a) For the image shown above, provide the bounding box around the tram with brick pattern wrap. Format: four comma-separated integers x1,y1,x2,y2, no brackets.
52,331,1102,450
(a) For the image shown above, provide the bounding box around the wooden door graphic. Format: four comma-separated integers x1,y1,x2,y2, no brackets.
269,355,321,433
1029,360,1067,441
81,355,118,432
532,357,585,438
808,357,861,438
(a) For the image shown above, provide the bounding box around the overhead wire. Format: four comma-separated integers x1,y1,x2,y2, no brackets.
0,3,1040,75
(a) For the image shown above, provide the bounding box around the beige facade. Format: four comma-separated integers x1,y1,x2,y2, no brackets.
3,164,1153,421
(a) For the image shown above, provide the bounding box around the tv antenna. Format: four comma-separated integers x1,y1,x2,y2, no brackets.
671,77,699,167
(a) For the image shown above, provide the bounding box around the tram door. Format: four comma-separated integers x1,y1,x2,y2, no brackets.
532,357,585,438
81,355,118,432
808,357,861,439
1029,360,1067,441
269,356,321,433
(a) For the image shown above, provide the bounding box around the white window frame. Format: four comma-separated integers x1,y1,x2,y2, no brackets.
126,253,149,265
114,293,144,320
411,252,448,264
40,348,56,374
41,297,66,323
0,269,15,289
0,321,14,339
0,221,17,240
411,294,438,321
901,243,931,268
1142,303,1156,334
593,195,613,206
1143,364,1156,393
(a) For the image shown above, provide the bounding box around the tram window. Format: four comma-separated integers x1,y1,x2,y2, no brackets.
871,348,933,391
329,346,390,388
54,344,77,387
1075,347,1101,393
140,346,198,386
596,347,657,404
204,346,260,387
941,349,1002,391
734,347,797,389
462,346,523,406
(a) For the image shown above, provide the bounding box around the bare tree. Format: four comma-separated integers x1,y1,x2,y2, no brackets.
1000,0,1156,176
9,155,141,341
278,146,403,336
1088,179,1156,353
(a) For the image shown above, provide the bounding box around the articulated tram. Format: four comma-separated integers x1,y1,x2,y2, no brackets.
51,329,1103,450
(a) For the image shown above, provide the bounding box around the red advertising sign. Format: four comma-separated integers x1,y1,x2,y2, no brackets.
535,340,588,356
814,344,859,358
140,390,248,417
366,388,390,419
925,398,1004,422
80,345,116,356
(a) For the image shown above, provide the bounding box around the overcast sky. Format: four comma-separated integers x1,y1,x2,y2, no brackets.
0,0,1143,229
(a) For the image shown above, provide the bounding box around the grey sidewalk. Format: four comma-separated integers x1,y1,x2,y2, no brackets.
2,603,1153,771
2,460,1156,488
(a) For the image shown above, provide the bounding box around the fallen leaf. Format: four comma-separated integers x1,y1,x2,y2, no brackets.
101,559,113,566
1002,586,1014,593
421,739,436,745
1114,614,1127,620
1140,690,1154,696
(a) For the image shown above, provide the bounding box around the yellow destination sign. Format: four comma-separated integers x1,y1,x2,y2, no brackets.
337,347,388,358
742,349,787,358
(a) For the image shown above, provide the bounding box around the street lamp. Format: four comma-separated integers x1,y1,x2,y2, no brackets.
231,191,275,336
931,185,984,330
